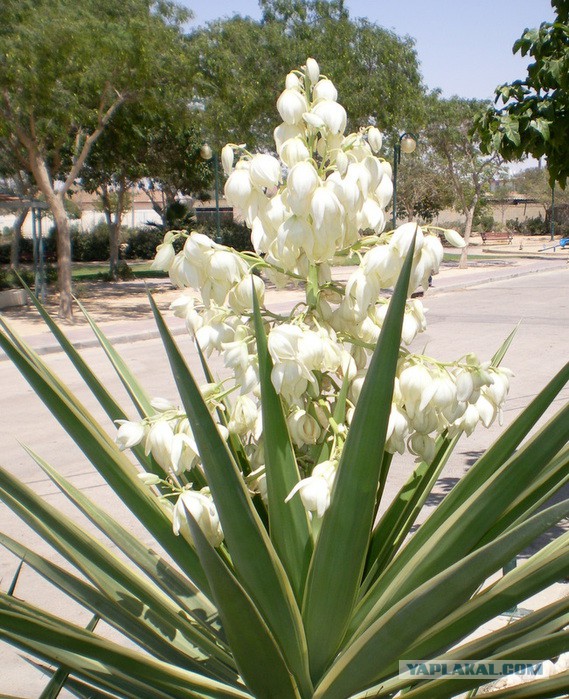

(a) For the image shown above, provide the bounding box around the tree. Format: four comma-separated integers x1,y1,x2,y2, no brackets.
475,0,569,187
82,100,211,280
395,151,455,224
0,0,191,318
0,137,34,269
426,97,503,267
187,0,426,150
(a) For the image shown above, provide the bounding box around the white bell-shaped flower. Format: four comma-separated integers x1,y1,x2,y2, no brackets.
228,395,258,435
390,222,424,257
145,420,175,470
280,137,310,167
313,78,338,102
285,460,336,518
115,420,145,450
172,490,224,547
224,167,254,208
311,100,347,134
151,242,175,271
287,410,321,447
287,161,320,215
277,88,308,125
249,153,282,188
274,122,305,152
376,174,393,209
228,273,265,314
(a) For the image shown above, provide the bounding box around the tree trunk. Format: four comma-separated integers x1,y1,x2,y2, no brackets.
27,151,74,320
52,196,74,319
10,207,28,269
109,221,121,281
459,196,478,269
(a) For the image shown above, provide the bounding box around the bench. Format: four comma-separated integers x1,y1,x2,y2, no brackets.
480,231,513,245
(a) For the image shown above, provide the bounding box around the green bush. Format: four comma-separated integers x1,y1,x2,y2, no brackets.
507,215,546,236
123,226,167,260
71,223,110,261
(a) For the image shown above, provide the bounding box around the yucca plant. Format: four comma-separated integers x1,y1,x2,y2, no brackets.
1,58,568,698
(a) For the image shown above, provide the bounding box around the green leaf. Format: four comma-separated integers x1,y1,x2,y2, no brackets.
25,446,219,630
39,614,99,699
75,297,155,418
187,509,301,698
529,118,551,142
0,467,229,668
0,593,250,699
314,499,569,699
0,325,210,592
362,433,459,590
252,285,312,601
147,291,313,698
301,234,417,681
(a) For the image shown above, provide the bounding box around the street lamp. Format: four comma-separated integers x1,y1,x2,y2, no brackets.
200,142,222,243
392,132,418,230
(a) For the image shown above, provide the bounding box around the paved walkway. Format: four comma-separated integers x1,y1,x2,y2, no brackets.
1,254,566,360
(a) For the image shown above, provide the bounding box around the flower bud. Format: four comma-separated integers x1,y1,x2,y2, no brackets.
367,127,383,153
443,228,466,248
305,57,320,84
221,145,234,175
285,72,301,90
335,150,349,175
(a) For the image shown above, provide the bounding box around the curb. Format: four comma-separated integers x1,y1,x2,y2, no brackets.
428,260,567,296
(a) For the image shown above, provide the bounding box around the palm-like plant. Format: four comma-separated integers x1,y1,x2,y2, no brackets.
2,53,569,698
0,234,568,698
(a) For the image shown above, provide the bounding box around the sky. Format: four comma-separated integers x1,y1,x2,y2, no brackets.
182,0,555,100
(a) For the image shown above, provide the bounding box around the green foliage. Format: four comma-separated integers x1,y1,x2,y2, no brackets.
506,215,546,236
475,1,569,187
0,249,568,697
188,0,425,149
124,227,172,260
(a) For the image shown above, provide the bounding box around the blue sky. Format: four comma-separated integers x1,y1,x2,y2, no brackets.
182,0,555,100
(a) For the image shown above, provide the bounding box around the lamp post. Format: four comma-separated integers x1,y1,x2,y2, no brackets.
200,143,222,244
392,132,418,230
550,183,555,242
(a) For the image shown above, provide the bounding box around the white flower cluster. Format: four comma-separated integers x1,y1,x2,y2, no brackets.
119,59,511,543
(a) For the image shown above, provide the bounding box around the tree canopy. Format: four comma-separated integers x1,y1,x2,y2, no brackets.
187,0,426,150
475,0,569,187
0,0,192,317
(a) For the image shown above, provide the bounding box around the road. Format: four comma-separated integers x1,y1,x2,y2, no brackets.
0,265,568,696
